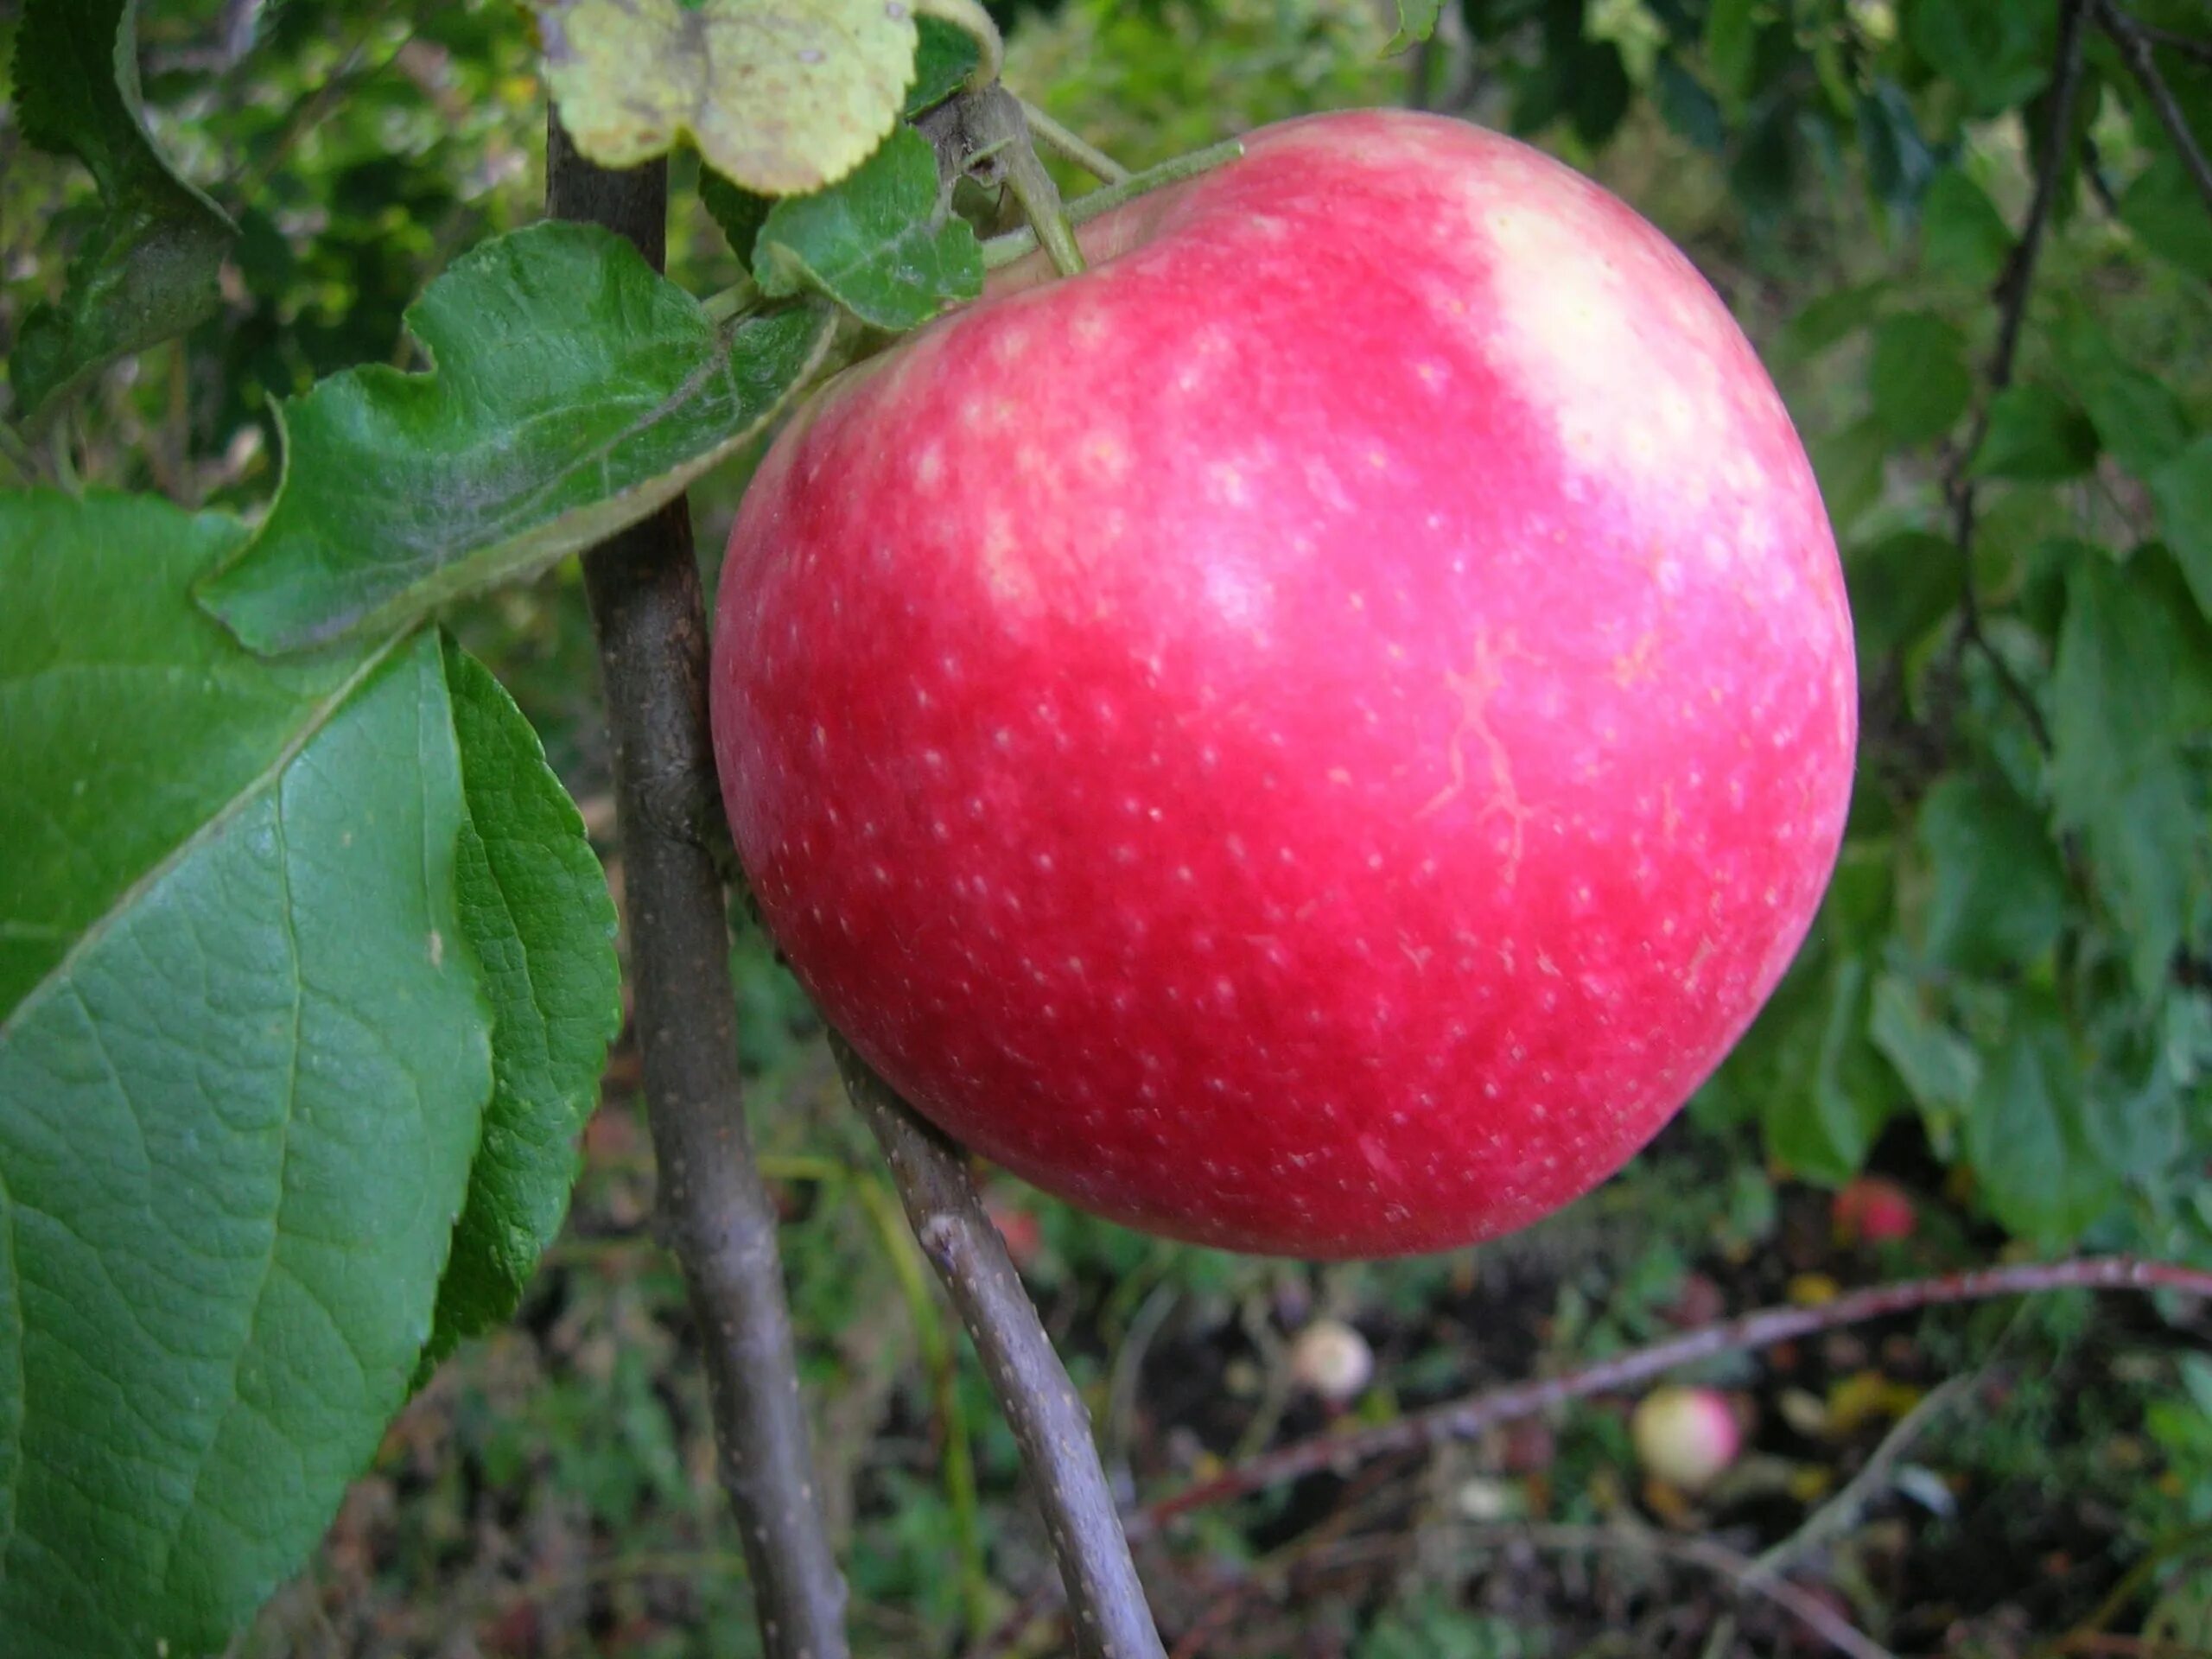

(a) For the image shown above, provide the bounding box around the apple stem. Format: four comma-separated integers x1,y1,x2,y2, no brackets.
980,138,1245,270
912,0,1004,91
1020,99,1132,183
702,274,761,326
982,91,1090,279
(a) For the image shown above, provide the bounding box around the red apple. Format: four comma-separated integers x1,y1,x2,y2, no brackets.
710,110,1855,1256
1630,1386,1743,1491
1832,1176,1916,1244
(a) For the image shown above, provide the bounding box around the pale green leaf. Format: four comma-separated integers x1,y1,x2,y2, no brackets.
533,0,918,194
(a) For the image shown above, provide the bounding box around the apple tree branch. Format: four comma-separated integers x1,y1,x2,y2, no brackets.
831,1037,1169,1659
545,116,851,1659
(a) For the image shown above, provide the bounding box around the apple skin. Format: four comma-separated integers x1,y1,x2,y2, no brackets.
710,110,1855,1257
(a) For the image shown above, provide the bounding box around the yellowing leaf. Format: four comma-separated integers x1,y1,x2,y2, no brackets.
1827,1370,1924,1435
535,0,918,194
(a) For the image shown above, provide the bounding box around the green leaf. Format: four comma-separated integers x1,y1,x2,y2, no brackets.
1857,79,1942,218
2148,432,2212,620
198,222,839,652
2051,549,2212,995
1703,0,1758,107
1779,280,1889,362
1906,0,2057,117
1869,311,1972,445
1966,997,2118,1244
1969,384,2100,482
1870,974,1982,1119
2057,314,2194,480
0,495,357,1015
753,125,983,331
1846,529,1964,668
0,492,494,1656
532,0,918,194
1916,771,2069,973
905,15,980,115
418,641,620,1374
1387,0,1445,53
1922,168,2012,286
1764,955,1899,1183
1653,54,1726,151
1810,414,1892,533
7,0,236,428
2120,152,2212,280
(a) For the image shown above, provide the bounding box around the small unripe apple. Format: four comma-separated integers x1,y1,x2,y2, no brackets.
711,110,1855,1256
1630,1385,1742,1490
1832,1176,1916,1243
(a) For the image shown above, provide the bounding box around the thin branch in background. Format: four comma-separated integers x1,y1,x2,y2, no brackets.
1940,0,2090,757
2130,15,2212,68
1149,1255,2212,1522
2099,1,2212,217
544,118,850,1659
832,1036,1168,1659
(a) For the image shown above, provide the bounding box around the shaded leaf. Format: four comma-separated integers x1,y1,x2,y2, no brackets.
1922,168,2012,286
199,222,839,652
702,167,773,268
1653,54,1726,151
1780,280,1889,361
2120,151,2212,279
1857,79,1943,217
2148,432,2212,619
2051,549,2212,994
7,0,236,428
1967,997,2118,1244
1847,529,1963,668
1703,0,1758,106
1917,771,2069,973
1906,0,2057,117
1765,955,1900,1183
1970,384,2099,481
1869,311,1971,445
0,492,493,1656
2057,314,2193,480
1870,974,1982,1119
532,0,918,194
906,15,980,115
1811,415,1891,534
419,642,620,1374
754,125,983,331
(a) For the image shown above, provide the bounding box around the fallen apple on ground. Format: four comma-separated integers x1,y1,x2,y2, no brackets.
1630,1386,1744,1491
711,109,1856,1257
